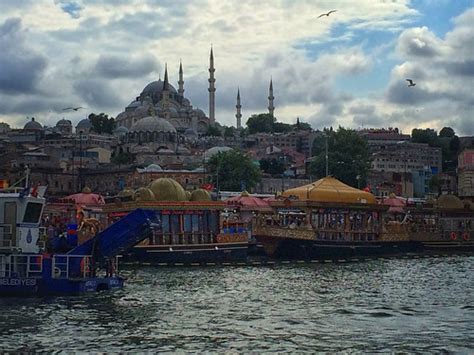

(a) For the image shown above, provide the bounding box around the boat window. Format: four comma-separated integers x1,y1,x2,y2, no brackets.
23,202,43,224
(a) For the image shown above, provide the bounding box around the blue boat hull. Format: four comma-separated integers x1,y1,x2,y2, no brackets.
0,276,124,296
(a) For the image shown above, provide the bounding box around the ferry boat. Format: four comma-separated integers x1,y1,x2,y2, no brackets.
100,178,249,265
0,178,159,296
252,177,474,260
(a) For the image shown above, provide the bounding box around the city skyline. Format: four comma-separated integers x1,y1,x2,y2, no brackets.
0,0,472,135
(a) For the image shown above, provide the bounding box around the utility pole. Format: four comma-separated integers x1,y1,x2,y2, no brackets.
325,134,329,177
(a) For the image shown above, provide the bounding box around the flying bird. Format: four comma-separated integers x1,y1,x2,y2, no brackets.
63,106,86,111
406,79,416,87
317,10,337,19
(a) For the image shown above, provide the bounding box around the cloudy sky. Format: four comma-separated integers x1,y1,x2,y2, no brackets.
0,0,473,135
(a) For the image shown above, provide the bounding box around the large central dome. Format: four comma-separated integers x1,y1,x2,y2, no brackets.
140,79,178,105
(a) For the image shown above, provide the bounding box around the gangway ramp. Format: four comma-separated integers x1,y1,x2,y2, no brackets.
67,209,159,260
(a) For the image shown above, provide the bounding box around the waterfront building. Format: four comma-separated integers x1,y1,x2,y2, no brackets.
458,149,474,198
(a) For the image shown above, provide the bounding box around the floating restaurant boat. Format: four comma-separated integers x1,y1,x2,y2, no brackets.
100,178,249,265
252,177,474,260
0,179,159,296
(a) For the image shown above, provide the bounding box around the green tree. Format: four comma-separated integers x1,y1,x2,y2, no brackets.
439,127,455,138
246,113,276,134
204,125,222,137
88,113,116,134
310,127,371,188
111,150,135,165
259,158,286,176
206,150,261,191
411,128,438,147
224,126,236,138
428,175,440,194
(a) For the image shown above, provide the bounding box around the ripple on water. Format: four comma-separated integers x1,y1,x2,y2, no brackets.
0,256,473,352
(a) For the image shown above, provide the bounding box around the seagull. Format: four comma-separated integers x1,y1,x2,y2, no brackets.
63,106,85,111
406,79,416,87
317,10,337,19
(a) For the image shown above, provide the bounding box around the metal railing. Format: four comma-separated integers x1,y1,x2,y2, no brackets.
51,254,93,279
0,254,43,278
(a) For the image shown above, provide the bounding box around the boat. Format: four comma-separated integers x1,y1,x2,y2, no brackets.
252,177,474,260
99,178,249,266
0,176,159,296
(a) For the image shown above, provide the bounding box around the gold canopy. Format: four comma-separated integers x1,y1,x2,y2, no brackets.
282,176,376,204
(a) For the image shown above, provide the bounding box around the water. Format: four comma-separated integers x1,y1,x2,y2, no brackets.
1,256,473,353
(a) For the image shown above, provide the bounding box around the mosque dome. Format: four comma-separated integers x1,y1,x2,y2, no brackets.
130,116,176,133
114,126,129,136
56,119,72,127
141,80,178,105
134,187,156,201
76,118,92,131
184,128,197,136
190,189,211,201
24,117,43,130
204,146,233,161
131,145,153,154
148,178,187,201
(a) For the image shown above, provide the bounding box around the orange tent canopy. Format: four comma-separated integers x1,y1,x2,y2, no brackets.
282,176,376,204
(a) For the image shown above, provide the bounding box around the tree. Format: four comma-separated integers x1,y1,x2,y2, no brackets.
88,113,116,134
111,150,135,165
246,113,276,134
204,125,222,137
206,150,261,191
273,122,293,133
259,158,286,176
439,127,455,138
411,128,438,147
224,126,236,138
310,127,371,188
428,175,440,194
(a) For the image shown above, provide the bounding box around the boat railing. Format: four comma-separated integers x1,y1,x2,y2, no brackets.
147,231,217,245
0,254,43,278
51,254,93,279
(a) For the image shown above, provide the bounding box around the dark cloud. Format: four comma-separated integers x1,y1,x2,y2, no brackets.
95,54,160,79
0,18,48,94
444,60,474,77
73,79,122,108
397,27,441,58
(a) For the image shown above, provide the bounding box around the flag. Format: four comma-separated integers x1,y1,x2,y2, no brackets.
200,183,214,191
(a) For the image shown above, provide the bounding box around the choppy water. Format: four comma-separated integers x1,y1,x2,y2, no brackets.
1,256,473,353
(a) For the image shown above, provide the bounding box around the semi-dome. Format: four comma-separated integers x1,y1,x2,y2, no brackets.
76,119,92,130
437,195,463,210
131,145,153,154
204,146,232,161
194,108,206,118
24,117,43,130
190,189,211,201
184,128,197,136
130,116,177,133
126,100,141,110
134,187,155,201
148,178,187,201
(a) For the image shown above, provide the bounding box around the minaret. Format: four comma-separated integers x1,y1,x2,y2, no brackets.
178,60,184,97
208,46,216,124
268,77,274,117
236,88,242,129
162,63,170,119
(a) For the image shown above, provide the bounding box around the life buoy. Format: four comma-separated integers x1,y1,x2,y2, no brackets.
53,267,61,278
463,232,470,241
450,232,457,241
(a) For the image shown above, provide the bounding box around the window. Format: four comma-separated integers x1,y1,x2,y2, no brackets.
23,202,43,223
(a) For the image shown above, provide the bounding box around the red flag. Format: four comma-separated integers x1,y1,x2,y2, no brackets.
200,183,214,191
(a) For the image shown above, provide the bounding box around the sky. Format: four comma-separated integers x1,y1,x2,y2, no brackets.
0,0,473,135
